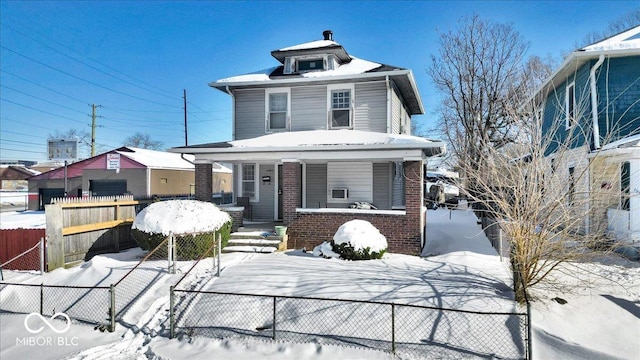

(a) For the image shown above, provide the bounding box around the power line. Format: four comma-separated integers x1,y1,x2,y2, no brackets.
1,45,182,109
1,84,88,115
2,21,178,99
0,97,87,125
1,69,89,105
2,23,180,101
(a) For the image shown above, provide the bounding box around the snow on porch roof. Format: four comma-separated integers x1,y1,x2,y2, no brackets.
171,130,446,158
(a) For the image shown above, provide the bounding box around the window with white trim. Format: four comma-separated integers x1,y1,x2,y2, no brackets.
328,84,354,129
241,163,257,199
565,82,576,129
265,88,290,132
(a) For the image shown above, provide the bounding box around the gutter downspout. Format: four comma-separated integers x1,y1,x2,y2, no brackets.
386,75,392,133
590,54,605,150
226,86,235,140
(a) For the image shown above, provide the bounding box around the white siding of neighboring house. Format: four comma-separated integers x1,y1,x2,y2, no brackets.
234,89,266,140
327,162,373,207
354,82,387,132
291,86,327,131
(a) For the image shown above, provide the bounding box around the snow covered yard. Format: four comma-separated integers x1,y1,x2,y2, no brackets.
0,207,638,359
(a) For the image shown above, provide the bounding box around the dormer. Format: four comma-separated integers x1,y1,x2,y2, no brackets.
270,30,352,75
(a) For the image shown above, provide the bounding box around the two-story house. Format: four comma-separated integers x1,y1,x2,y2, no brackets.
172,31,445,255
536,26,639,244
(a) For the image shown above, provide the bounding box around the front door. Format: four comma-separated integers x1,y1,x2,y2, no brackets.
277,164,283,220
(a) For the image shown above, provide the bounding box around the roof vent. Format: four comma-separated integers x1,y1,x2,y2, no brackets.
323,30,333,41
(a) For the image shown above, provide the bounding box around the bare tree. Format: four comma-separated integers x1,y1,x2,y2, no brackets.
578,9,640,48
456,75,634,303
428,15,531,176
123,132,164,150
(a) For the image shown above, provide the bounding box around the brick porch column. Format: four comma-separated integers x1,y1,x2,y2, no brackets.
404,160,424,254
195,162,213,202
283,161,301,225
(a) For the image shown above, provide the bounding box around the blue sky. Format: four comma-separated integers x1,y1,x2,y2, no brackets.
1,0,638,162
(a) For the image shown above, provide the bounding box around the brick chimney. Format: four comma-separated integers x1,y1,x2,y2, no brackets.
323,30,333,41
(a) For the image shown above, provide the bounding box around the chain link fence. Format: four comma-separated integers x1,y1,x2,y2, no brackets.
0,238,45,282
1,231,221,333
170,290,529,359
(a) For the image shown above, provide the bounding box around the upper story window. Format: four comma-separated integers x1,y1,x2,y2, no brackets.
328,84,354,129
265,88,290,132
565,82,576,129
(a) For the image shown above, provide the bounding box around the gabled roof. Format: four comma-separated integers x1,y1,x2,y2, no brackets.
209,32,424,115
532,26,640,100
0,165,39,179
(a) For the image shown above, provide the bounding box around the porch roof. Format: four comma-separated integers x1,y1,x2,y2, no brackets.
170,130,445,162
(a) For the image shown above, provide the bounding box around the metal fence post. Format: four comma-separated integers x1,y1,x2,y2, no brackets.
391,303,396,354
39,237,45,275
217,232,221,277
272,296,277,340
167,234,174,274
527,300,532,360
40,283,44,315
498,226,503,262
172,234,177,274
169,285,175,339
109,284,116,332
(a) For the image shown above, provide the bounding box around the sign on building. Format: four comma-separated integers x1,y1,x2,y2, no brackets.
48,139,78,161
107,153,121,170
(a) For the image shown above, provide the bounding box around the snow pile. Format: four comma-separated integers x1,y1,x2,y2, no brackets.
312,241,341,259
333,219,387,252
132,200,230,235
228,129,437,148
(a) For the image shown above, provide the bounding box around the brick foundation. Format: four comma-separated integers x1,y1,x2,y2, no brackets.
221,207,244,232
288,211,422,255
286,160,424,256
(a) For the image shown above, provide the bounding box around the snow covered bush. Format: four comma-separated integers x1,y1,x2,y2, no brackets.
330,219,387,260
131,200,232,259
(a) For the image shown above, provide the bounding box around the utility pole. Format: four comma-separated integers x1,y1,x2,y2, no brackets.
90,104,102,156
183,89,188,146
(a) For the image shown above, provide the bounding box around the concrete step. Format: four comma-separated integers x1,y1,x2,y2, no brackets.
228,238,282,246
229,231,275,239
222,245,278,254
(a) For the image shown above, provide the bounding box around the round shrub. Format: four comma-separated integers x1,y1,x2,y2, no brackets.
331,219,388,261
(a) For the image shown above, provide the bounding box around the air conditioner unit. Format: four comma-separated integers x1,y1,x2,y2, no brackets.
331,188,349,199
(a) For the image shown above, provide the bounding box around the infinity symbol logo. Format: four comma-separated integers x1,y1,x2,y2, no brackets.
24,313,71,334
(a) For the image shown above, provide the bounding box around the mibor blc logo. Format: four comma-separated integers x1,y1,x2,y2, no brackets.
24,312,71,334
17,312,78,347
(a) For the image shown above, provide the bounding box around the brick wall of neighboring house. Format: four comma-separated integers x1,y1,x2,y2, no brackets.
287,160,424,255
195,163,213,202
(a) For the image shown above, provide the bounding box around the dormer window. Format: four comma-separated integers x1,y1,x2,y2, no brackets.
298,58,323,72
283,55,337,74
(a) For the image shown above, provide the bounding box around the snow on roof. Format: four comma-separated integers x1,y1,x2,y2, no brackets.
132,200,231,235
227,129,437,148
277,39,339,52
582,25,640,52
117,147,231,172
214,57,381,84
116,147,194,170
600,133,640,151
